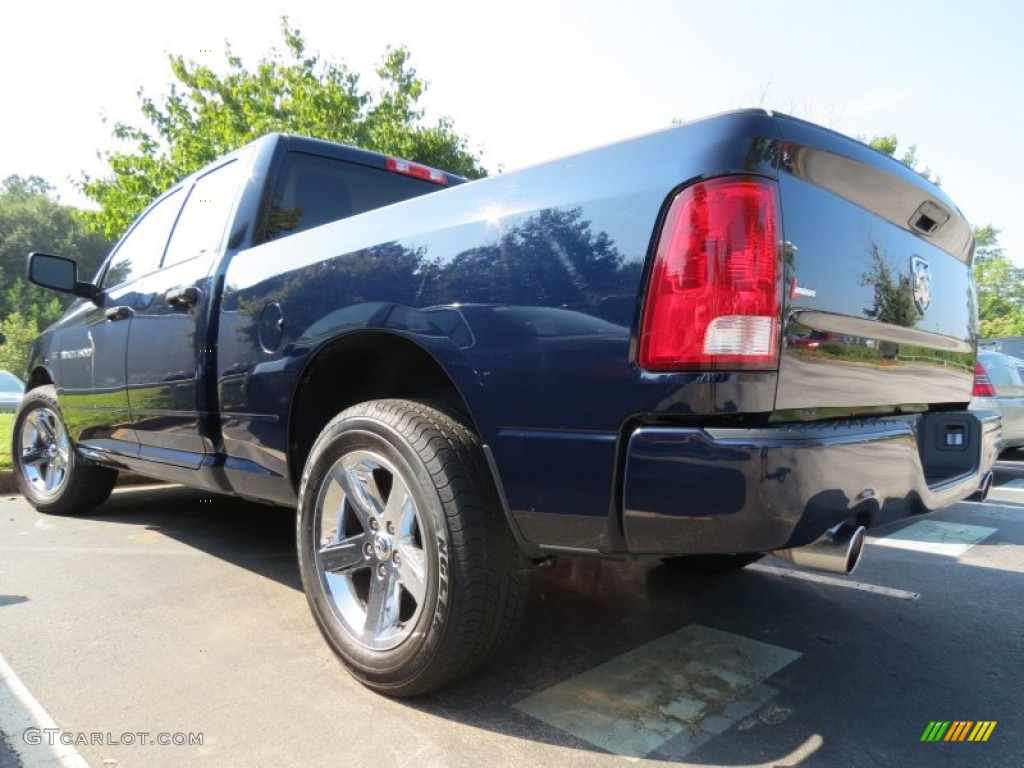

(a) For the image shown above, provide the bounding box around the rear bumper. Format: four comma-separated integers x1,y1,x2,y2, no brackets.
621,410,1001,555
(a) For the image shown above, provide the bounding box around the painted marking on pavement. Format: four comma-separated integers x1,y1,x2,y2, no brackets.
748,563,920,600
0,652,89,767
871,520,996,557
514,624,800,759
958,501,1024,518
976,487,1024,507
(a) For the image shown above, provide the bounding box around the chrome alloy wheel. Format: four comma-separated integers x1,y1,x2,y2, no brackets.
314,450,428,651
18,406,71,497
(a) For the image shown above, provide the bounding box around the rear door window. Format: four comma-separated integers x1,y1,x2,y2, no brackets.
162,160,242,267
101,189,184,289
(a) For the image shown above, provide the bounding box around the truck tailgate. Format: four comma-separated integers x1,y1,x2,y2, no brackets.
773,115,976,412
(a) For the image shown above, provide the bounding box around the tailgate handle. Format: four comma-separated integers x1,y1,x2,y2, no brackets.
910,201,950,235
165,286,201,308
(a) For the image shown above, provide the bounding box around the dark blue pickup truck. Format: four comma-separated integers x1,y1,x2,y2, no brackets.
14,110,999,695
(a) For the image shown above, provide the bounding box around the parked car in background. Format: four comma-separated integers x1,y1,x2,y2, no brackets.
0,370,25,412
971,350,1024,449
979,337,1024,359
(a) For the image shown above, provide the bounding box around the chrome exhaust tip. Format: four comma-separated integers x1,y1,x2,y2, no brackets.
771,523,866,575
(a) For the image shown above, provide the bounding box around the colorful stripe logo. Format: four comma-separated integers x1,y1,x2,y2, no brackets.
921,721,997,742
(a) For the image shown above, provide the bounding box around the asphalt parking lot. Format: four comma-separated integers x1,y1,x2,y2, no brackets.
1,465,1022,767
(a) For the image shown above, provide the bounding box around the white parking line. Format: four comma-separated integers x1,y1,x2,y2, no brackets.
0,652,89,767
748,563,920,600
958,501,1024,517
871,520,996,557
976,487,1024,507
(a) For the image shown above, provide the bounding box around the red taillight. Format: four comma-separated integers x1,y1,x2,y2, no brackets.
638,176,782,370
385,156,448,185
973,361,996,397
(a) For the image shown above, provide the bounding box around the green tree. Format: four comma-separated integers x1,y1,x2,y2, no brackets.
0,312,39,377
865,134,919,169
973,224,1005,265
81,19,486,240
864,134,941,184
971,225,1024,337
0,175,110,326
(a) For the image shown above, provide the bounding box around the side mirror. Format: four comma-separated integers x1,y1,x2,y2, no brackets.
27,252,96,301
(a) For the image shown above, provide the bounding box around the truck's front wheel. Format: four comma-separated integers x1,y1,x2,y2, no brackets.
12,385,117,515
297,399,528,697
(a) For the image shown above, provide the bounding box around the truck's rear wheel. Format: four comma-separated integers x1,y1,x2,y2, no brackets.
12,385,117,515
297,399,529,697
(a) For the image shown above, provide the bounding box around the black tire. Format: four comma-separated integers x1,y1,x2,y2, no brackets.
297,399,529,697
12,385,118,515
660,552,765,574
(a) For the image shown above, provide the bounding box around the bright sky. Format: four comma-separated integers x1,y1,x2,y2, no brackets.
2,0,1022,261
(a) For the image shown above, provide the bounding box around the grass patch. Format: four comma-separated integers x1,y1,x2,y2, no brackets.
0,413,13,470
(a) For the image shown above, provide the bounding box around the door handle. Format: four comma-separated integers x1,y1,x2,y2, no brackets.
104,306,134,322
165,286,201,308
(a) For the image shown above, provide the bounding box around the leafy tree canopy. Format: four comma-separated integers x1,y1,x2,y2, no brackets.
970,224,1024,337
973,224,1003,265
0,312,39,377
865,134,919,169
81,18,487,240
863,133,942,185
0,175,110,328
2,175,54,199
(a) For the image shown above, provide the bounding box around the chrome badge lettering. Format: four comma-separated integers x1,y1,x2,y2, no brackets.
59,348,93,360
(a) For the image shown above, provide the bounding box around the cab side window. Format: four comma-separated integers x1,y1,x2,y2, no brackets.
101,189,184,289
162,160,242,268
